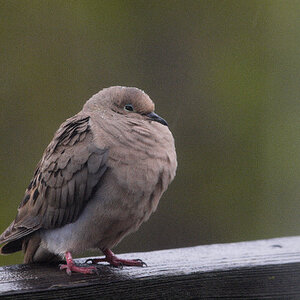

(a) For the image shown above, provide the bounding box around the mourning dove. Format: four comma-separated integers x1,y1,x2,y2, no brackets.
0,86,177,275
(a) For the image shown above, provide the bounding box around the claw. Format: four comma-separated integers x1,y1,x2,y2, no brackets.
60,252,98,275
85,257,106,264
134,259,147,267
110,262,123,269
86,249,147,268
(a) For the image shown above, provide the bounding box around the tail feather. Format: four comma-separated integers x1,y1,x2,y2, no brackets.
0,221,25,254
0,220,37,255
0,221,16,244
1,239,23,254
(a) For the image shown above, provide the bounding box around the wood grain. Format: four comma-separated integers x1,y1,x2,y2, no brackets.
1,236,300,299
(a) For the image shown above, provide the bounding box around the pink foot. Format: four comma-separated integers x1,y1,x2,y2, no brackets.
86,249,147,268
60,251,97,275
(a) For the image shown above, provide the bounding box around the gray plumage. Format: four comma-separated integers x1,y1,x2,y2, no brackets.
0,86,177,266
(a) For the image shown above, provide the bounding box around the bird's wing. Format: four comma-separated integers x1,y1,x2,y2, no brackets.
0,114,108,246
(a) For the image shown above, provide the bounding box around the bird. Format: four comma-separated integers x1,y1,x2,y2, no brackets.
0,86,177,275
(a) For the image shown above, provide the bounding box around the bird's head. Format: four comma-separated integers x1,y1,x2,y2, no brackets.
84,86,168,126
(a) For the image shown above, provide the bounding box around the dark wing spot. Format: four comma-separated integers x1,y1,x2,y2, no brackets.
34,168,39,177
21,194,30,206
32,189,40,203
27,180,33,191
55,116,90,150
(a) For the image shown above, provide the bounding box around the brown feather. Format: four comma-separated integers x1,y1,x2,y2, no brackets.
0,114,108,250
0,86,177,264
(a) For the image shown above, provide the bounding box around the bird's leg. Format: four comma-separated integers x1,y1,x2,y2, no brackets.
86,248,147,267
59,251,97,275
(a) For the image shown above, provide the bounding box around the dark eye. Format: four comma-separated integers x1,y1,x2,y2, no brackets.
124,104,134,112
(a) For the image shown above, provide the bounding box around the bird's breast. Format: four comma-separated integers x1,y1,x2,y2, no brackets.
108,123,176,191
92,117,177,221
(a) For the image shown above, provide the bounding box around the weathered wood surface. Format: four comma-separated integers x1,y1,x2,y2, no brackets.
1,236,300,299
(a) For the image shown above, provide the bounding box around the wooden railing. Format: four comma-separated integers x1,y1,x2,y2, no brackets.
1,236,300,299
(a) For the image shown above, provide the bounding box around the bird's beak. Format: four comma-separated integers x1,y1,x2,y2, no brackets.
146,112,168,127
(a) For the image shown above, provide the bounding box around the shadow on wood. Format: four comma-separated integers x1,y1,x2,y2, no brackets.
1,236,300,299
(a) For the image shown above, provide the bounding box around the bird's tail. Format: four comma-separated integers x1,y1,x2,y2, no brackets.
0,221,24,254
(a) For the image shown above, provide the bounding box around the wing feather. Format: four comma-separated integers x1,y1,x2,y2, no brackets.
0,114,108,249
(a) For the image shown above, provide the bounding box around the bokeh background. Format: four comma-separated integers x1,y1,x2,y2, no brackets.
1,0,300,266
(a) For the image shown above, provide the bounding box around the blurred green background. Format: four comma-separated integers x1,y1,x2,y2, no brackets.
1,0,300,266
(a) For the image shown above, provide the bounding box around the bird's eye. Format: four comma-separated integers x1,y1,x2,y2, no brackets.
124,104,134,112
